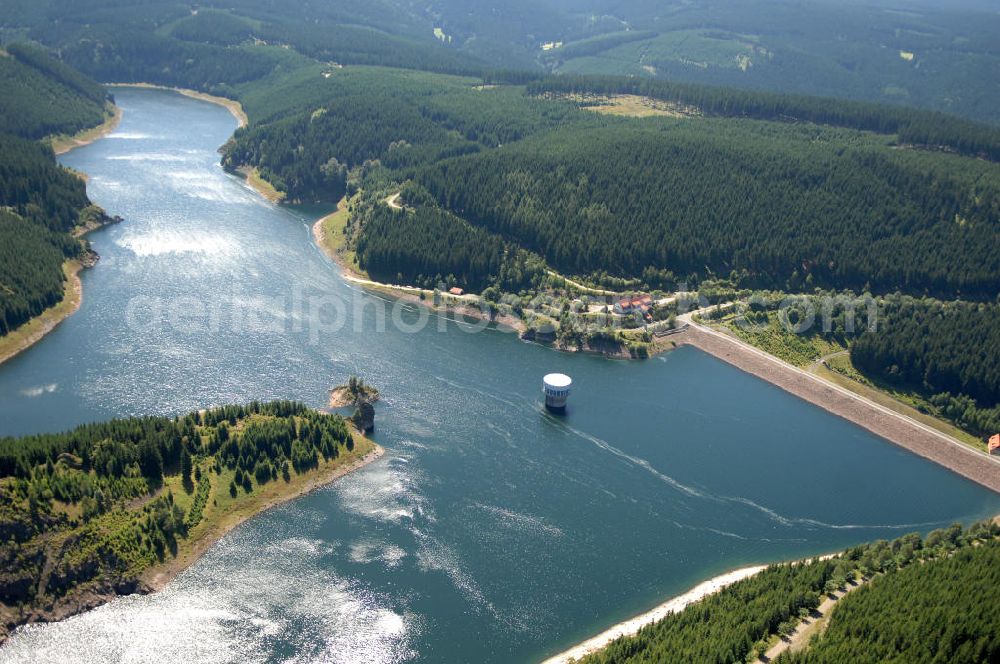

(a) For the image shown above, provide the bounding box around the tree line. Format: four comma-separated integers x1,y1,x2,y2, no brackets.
776,537,1000,663
414,121,1000,298
0,96,101,335
354,187,545,293
0,401,356,608
219,66,1000,301
851,296,1000,435
528,74,1000,161
582,521,1000,664
0,43,109,141
223,71,587,202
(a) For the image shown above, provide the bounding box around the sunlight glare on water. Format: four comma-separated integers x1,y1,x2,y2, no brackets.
0,88,998,663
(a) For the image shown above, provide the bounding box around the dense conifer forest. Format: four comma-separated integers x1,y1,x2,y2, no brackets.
7,1,1000,303
0,44,109,141
354,194,545,293
582,522,1000,664
775,539,1000,663
0,134,102,336
212,63,1000,299
850,296,1000,434
414,120,1000,297
0,402,364,629
0,48,110,337
529,75,1000,161
0,55,107,337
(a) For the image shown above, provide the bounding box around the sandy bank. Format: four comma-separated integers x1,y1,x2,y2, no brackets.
237,166,285,202
674,325,1000,494
541,565,766,663
0,207,121,367
106,83,247,128
50,103,123,155
0,261,84,366
143,440,384,591
311,213,526,334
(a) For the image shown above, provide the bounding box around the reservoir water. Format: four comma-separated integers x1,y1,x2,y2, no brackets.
1,88,998,663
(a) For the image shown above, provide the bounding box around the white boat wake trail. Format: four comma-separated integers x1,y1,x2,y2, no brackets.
553,416,945,532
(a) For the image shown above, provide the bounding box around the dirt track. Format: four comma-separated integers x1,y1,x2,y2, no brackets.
674,326,1000,494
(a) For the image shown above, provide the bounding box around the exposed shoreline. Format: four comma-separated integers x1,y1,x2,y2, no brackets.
0,212,121,367
2,439,384,644
0,261,84,367
674,324,1000,494
106,83,248,128
238,166,285,202
49,102,123,155
0,101,125,366
310,211,526,333
142,440,384,592
541,564,767,663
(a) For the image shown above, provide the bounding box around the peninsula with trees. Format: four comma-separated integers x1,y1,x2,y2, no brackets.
0,401,382,643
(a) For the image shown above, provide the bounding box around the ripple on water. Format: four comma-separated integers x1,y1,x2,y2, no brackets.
334,455,430,527
0,527,414,664
117,229,242,258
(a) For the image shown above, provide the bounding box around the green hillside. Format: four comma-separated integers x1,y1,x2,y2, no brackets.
0,401,375,641
215,65,1000,299
0,46,109,338
580,522,1000,664
0,43,109,141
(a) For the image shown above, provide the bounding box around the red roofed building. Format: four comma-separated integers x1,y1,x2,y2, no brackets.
614,294,653,316
989,434,1000,455
448,287,464,296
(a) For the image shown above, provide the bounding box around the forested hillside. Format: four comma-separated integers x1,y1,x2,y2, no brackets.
209,60,1000,300
0,43,110,141
354,189,546,292
409,0,1000,125
223,70,586,201
0,49,110,339
7,0,483,95
0,401,372,640
0,134,92,335
581,521,1000,664
11,0,1000,124
850,297,1000,435
414,119,1000,297
530,75,1000,161
776,539,1000,663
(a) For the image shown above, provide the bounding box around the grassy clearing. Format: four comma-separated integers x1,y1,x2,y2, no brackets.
317,195,368,277
549,92,698,118
0,260,82,365
143,428,378,587
722,313,846,367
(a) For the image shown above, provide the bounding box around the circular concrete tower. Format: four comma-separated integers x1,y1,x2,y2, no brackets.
543,373,572,413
